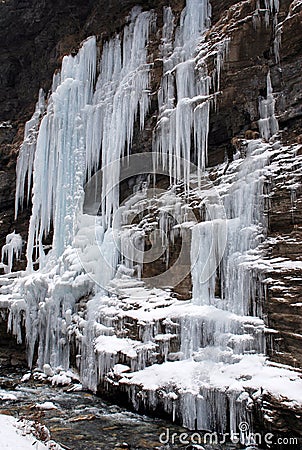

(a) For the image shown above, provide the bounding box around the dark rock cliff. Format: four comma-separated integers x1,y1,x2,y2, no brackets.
0,0,301,401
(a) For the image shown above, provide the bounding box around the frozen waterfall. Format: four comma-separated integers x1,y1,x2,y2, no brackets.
1,231,22,274
85,8,155,228
192,140,269,316
25,36,97,269
3,0,301,440
15,88,45,219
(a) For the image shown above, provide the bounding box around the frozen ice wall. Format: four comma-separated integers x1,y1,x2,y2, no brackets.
1,232,22,273
21,8,154,270
84,8,155,229
192,140,269,316
8,7,156,369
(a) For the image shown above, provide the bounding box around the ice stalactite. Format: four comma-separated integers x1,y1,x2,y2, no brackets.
84,8,155,229
191,140,270,317
265,0,279,14
153,0,212,187
179,306,266,362
120,228,145,280
26,37,97,270
267,0,281,64
262,0,279,27
7,8,155,369
15,89,45,218
191,218,226,307
258,72,279,141
1,232,22,274
23,5,154,268
10,242,95,369
253,2,281,136
76,295,105,391
211,38,230,95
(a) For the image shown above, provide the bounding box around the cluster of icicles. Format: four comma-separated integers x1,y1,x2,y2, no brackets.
16,7,154,268
5,0,283,436
14,0,227,270
13,0,279,274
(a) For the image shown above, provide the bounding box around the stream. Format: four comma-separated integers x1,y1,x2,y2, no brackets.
0,366,246,450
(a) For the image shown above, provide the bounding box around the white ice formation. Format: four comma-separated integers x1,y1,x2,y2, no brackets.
1,0,302,439
258,71,279,141
15,8,154,270
1,232,22,274
153,1,212,187
253,0,280,62
15,88,45,218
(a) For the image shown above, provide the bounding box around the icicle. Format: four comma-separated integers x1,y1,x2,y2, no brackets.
1,231,22,273
160,7,175,60
26,37,97,270
265,0,279,14
154,0,211,188
255,0,280,62
274,23,282,64
85,9,155,229
120,227,145,279
258,71,279,141
191,218,226,306
191,140,269,316
15,89,45,219
212,38,231,93
270,0,281,64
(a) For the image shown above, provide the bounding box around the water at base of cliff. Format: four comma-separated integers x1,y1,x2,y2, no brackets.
0,366,251,450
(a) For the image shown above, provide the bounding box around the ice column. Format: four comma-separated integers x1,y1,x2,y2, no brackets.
1,231,22,273
258,72,279,141
266,0,281,63
15,89,45,218
191,140,269,316
191,217,226,306
254,0,280,62
153,0,211,186
26,37,97,269
120,227,145,279
84,8,155,229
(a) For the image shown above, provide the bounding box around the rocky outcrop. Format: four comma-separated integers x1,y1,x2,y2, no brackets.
208,0,302,154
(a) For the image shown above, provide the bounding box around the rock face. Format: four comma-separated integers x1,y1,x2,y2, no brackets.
0,0,301,434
